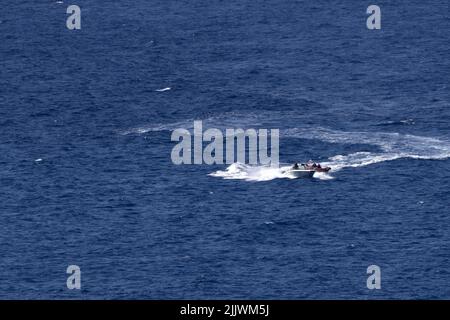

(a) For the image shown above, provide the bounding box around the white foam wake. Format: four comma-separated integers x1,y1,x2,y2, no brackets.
209,163,296,182
209,163,332,182
210,129,450,181
121,112,450,181
289,128,450,172
320,152,405,171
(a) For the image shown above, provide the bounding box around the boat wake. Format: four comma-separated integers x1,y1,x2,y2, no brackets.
121,112,450,182
209,163,333,182
210,127,450,182
287,127,450,172
209,163,300,182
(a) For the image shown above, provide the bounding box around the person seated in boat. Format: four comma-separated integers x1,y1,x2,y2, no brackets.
317,163,322,169
292,163,299,169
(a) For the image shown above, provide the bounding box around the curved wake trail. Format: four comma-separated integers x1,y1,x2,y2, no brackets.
293,128,450,172
122,113,450,181
210,128,450,182
321,152,410,172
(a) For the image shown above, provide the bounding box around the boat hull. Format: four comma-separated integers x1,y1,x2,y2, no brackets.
304,166,331,172
289,169,315,178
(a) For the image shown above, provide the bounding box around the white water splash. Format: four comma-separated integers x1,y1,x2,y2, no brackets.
209,163,294,181
210,128,450,181
156,87,171,92
209,163,332,182
312,171,334,180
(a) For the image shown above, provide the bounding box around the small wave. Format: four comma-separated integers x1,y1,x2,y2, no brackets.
156,87,171,92
375,119,415,126
119,120,193,135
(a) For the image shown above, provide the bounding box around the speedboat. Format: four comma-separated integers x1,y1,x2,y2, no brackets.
303,161,331,172
285,161,331,178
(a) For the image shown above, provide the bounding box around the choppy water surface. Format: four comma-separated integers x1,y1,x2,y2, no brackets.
0,1,449,298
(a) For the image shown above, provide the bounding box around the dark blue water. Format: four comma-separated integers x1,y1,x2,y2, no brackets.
1,1,449,299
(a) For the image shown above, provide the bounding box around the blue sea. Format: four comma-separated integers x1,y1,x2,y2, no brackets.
1,1,449,299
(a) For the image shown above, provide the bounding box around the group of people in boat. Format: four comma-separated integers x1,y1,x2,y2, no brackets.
292,160,330,172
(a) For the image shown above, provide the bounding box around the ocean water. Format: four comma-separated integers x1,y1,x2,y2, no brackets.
0,1,449,299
